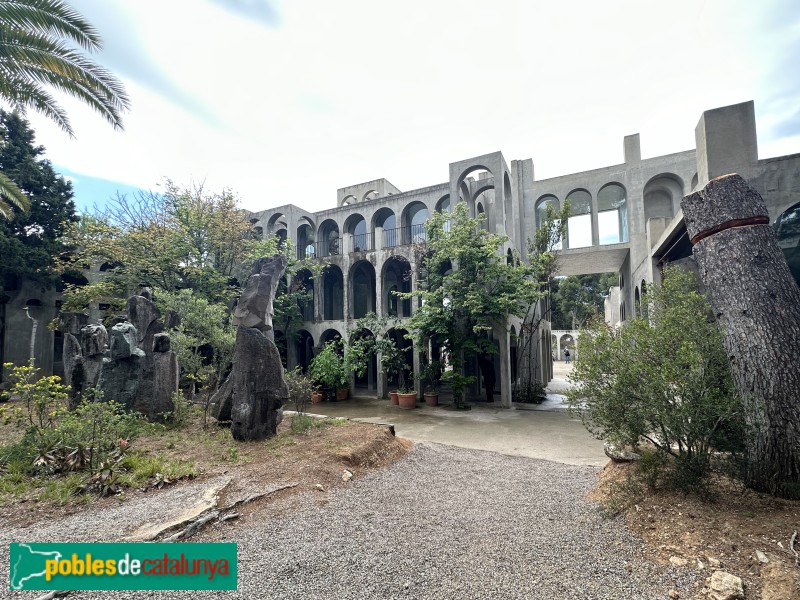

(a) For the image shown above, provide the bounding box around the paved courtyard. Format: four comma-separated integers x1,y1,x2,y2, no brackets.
307,362,607,467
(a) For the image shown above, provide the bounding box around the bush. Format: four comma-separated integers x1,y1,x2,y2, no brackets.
285,367,314,410
0,362,152,496
567,267,741,489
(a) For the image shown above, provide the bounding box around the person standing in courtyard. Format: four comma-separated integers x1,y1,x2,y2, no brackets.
564,348,571,364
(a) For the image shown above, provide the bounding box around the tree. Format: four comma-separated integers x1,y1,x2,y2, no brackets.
550,272,617,330
682,174,800,499
0,110,77,293
0,0,130,221
59,182,259,310
567,267,741,486
0,0,129,136
58,183,317,394
402,203,562,407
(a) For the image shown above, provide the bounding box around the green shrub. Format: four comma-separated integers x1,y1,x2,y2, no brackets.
567,267,741,490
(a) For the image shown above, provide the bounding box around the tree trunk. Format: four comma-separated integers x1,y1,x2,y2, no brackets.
682,174,800,498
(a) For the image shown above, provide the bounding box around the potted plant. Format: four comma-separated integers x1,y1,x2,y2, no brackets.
308,341,348,401
381,338,414,408
418,360,443,406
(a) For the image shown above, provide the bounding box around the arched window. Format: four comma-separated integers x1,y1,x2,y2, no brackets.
403,202,429,244
323,266,343,320
373,208,397,248
597,183,628,244
643,174,683,221
318,220,340,257
345,214,368,252
566,189,592,248
350,261,376,319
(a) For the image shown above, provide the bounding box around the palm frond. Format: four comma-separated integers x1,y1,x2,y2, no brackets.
0,170,29,220
0,0,101,50
0,0,129,134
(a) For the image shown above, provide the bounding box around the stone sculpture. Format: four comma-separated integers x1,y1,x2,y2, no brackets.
59,289,180,420
97,323,145,410
233,254,287,340
211,255,288,440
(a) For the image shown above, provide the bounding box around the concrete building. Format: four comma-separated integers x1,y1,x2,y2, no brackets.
3,100,798,400
252,100,800,407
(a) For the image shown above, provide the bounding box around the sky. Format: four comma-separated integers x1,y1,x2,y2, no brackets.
17,0,800,214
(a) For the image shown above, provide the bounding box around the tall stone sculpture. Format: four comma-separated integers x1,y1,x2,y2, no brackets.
681,173,800,498
223,255,288,441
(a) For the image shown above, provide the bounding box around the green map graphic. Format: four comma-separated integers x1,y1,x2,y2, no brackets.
9,543,62,590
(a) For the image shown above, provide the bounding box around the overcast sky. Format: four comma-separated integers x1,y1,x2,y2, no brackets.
20,0,800,213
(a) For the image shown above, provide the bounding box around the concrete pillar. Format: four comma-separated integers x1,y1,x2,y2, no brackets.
342,234,352,255
412,346,421,397
377,352,387,398
374,226,383,251
695,101,757,187
314,275,323,321
497,325,512,408
591,193,600,247
342,263,351,322
410,264,418,316
375,266,384,318
624,134,641,163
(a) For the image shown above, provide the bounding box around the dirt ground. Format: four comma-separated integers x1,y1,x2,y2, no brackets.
593,461,800,600
0,414,410,530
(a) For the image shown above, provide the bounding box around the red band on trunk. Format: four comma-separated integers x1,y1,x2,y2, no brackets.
690,215,770,245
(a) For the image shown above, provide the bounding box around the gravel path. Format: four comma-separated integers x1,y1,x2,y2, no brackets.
3,443,696,599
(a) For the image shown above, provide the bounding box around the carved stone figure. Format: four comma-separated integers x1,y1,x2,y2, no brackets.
233,254,287,341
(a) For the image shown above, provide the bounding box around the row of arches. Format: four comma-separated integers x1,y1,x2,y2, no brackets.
273,202,436,259
287,325,521,400
532,173,692,249
294,256,414,322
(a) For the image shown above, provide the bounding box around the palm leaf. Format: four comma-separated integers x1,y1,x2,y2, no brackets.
0,0,101,50
0,0,129,135
0,170,29,219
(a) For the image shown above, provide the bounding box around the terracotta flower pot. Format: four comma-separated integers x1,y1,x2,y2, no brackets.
424,392,439,407
389,390,399,405
311,392,324,404
398,392,417,409
336,387,349,401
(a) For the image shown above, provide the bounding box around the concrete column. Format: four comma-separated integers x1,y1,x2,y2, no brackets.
342,234,352,255
412,346,421,397
409,264,418,316
314,275,323,321
497,325,512,408
591,194,600,247
375,267,384,318
624,134,641,163
374,226,383,251
377,352,387,398
342,262,351,321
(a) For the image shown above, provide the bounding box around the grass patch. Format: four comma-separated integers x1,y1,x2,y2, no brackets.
264,431,297,455
290,415,347,434
117,452,197,489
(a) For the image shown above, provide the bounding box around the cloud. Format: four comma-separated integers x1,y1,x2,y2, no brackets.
207,0,282,27
70,0,222,126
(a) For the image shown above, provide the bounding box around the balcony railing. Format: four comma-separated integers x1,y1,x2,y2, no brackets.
352,232,372,252
384,225,427,247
